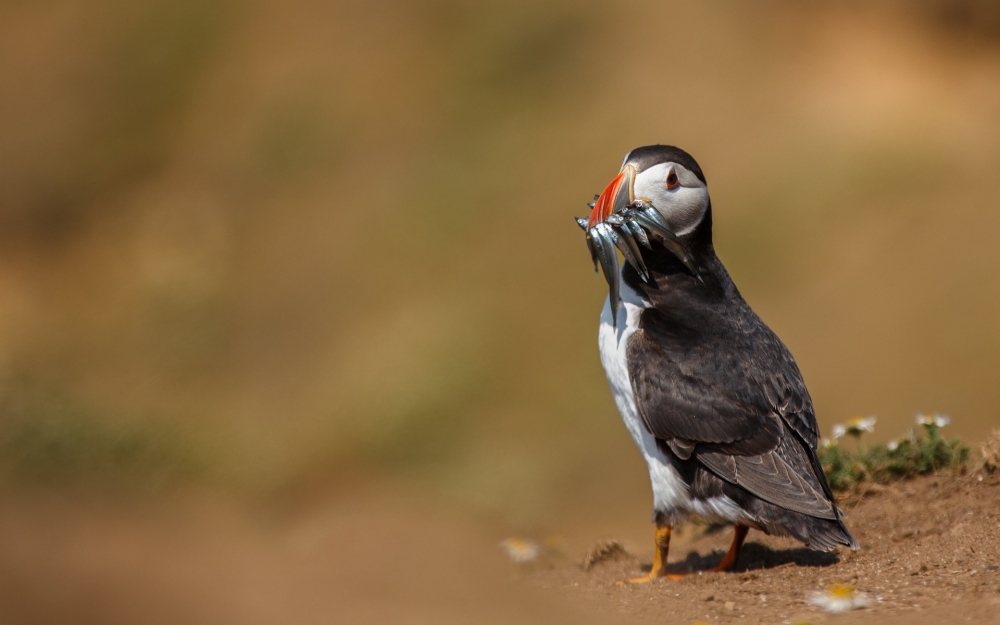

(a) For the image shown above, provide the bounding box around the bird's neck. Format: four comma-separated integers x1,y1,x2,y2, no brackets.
622,206,740,306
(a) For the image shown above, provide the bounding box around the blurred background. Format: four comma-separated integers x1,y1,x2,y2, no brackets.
1,0,999,622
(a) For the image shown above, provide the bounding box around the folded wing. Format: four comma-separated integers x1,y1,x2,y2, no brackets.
627,306,835,519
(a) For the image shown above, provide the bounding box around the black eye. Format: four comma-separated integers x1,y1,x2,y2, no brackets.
666,172,679,189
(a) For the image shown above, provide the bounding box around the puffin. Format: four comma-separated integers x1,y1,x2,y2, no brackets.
576,145,857,583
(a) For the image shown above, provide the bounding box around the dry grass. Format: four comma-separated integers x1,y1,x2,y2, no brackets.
982,429,1000,472
581,539,631,571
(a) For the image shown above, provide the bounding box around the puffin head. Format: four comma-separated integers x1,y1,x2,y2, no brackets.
577,145,709,323
588,144,709,237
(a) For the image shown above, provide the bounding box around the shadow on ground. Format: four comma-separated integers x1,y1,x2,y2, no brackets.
657,541,840,575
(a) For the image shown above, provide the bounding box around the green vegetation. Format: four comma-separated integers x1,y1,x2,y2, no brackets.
0,398,204,488
819,415,971,491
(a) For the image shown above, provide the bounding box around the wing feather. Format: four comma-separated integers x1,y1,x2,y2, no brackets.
627,300,834,519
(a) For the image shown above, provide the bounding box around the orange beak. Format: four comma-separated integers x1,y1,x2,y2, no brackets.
588,164,636,228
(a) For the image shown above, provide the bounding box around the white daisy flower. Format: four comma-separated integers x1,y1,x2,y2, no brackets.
500,538,540,563
820,437,836,449
844,416,876,436
831,425,847,440
887,431,915,452
916,413,950,428
807,583,872,613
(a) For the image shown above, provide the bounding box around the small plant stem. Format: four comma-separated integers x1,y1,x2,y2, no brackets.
851,433,865,456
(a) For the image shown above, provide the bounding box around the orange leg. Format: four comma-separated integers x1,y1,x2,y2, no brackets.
713,524,749,572
617,524,685,584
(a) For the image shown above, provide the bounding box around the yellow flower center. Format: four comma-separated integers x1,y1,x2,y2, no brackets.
827,584,855,599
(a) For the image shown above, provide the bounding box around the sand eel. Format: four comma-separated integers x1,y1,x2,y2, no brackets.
575,145,857,583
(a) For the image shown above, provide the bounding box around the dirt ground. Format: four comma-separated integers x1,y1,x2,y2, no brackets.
0,471,997,624
529,470,1000,624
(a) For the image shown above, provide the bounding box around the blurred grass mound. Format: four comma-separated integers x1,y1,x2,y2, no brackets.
819,415,970,491
0,392,204,488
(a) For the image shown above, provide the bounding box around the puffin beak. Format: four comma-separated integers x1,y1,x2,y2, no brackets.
580,164,636,325
588,164,635,228
575,163,702,325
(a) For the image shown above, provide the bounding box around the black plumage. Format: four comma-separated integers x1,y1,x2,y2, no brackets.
624,144,707,183
616,146,857,552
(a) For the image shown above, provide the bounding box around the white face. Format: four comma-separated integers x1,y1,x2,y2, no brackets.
631,162,709,236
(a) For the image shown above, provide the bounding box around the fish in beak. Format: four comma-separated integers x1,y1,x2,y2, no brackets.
575,165,702,324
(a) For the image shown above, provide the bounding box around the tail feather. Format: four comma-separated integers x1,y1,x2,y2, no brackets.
686,459,859,551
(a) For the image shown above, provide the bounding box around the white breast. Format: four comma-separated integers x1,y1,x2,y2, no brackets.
597,276,750,526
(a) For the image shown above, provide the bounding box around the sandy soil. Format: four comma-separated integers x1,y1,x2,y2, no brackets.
0,472,996,624
529,471,1000,624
